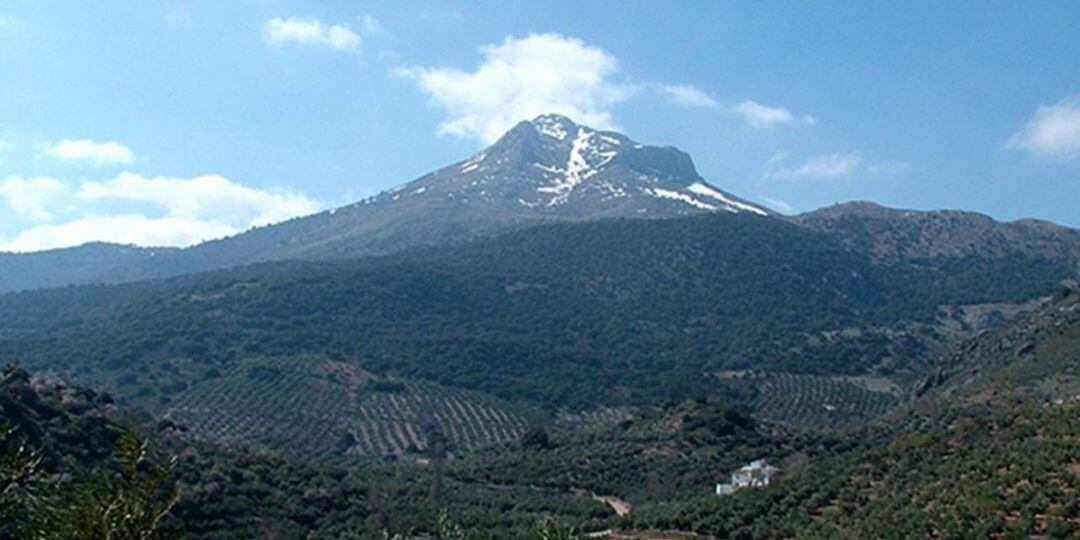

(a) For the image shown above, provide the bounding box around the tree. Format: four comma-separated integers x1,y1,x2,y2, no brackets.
0,425,179,540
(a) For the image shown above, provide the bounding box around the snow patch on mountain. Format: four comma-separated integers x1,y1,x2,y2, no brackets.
460,152,487,174
354,113,768,218
533,115,570,140
687,183,768,216
648,188,718,211
536,126,619,206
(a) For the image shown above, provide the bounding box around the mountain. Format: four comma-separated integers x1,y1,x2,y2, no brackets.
0,243,179,294
795,201,1080,268
0,114,767,293
3,210,1077,429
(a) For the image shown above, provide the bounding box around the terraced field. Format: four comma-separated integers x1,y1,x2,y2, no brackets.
166,356,541,460
720,371,899,429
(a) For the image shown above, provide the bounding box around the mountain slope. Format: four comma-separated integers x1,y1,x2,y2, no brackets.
795,201,1080,267
620,297,1080,538
916,287,1080,404
0,115,767,293
0,243,179,293
3,212,1075,417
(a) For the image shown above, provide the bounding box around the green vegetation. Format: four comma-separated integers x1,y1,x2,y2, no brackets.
450,400,844,505
0,364,179,540
719,371,898,429
2,214,1071,417
922,288,1080,404
613,287,1080,538
165,356,539,460
1,217,1077,537
0,362,614,538
626,401,1080,538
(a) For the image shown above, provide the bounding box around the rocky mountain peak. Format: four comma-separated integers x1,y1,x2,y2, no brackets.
373,114,768,217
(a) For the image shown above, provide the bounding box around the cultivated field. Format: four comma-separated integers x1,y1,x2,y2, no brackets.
166,356,540,459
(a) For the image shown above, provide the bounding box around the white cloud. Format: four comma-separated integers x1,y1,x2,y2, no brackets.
766,152,862,181
0,140,10,153
2,215,236,253
0,172,320,252
732,100,815,129
1006,95,1080,160
656,84,720,109
0,176,69,221
398,33,813,141
78,172,318,227
396,33,634,143
262,17,360,52
41,139,135,165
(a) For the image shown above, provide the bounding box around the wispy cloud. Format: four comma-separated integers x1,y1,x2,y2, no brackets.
655,87,813,129
40,139,135,165
396,33,634,143
262,17,361,52
1006,95,1080,161
360,15,382,35
765,152,862,181
3,215,237,253
763,152,912,183
655,83,721,109
732,100,815,129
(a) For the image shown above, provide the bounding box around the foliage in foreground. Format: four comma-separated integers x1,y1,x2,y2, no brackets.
1,419,178,540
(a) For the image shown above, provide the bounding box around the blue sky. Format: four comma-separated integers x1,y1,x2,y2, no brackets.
1,1,1078,251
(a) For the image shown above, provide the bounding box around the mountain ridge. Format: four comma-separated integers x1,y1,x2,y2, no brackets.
795,200,1080,265
0,115,768,293
2,116,1078,295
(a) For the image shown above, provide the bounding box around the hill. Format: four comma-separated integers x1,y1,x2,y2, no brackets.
0,243,177,294
0,362,602,538
0,361,804,538
916,287,1080,404
164,355,540,460
4,287,1079,538
450,399,844,506
618,291,1080,538
795,201,1080,267
3,212,1075,425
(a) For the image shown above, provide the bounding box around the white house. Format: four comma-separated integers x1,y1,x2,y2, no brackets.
716,458,779,496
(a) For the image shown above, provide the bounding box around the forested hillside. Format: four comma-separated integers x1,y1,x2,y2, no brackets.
0,363,609,538
4,285,1078,538
621,291,1080,537
0,361,822,538
624,401,1080,538
2,213,1073,421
